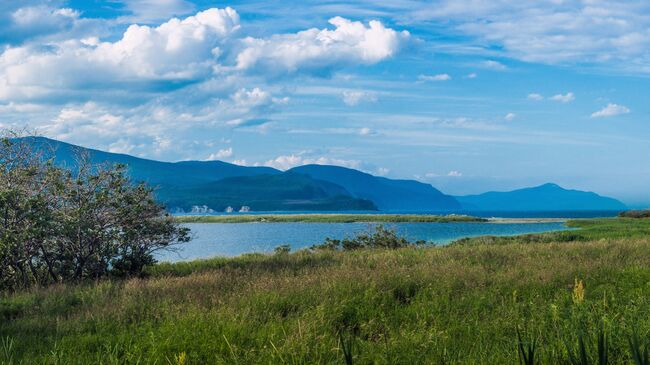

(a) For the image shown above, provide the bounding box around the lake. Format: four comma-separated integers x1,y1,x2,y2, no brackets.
157,221,569,262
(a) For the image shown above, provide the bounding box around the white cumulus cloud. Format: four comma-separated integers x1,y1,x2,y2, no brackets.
591,103,631,118
236,16,409,73
527,93,544,101
550,92,575,103
207,147,233,160
0,7,241,102
247,154,361,171
0,7,409,160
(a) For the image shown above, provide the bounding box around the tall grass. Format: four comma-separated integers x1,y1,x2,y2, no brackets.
1,219,650,363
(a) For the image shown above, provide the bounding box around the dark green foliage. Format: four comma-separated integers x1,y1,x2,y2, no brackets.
517,328,537,365
629,332,649,365
521,327,615,365
565,333,591,365
453,218,650,245
1,336,14,365
273,244,291,255
619,210,650,219
311,225,426,251
598,329,609,365
339,329,355,365
0,136,189,290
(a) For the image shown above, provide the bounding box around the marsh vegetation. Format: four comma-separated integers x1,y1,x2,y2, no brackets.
2,218,650,363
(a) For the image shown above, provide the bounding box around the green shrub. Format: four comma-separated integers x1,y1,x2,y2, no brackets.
0,135,189,290
311,225,426,251
619,210,650,219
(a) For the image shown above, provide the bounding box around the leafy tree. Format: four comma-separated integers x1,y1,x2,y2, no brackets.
0,133,190,290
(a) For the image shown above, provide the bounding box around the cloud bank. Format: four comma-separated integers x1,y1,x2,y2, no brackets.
0,6,409,159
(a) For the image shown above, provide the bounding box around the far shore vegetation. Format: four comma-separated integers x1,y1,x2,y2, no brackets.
174,213,487,224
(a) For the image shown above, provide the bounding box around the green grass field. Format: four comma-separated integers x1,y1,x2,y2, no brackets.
2,218,650,364
174,214,486,224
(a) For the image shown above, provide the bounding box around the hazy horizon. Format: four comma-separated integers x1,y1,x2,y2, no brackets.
1,1,648,206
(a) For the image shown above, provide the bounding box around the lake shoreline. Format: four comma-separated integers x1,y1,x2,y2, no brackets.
174,214,487,223
174,214,575,224
486,217,569,223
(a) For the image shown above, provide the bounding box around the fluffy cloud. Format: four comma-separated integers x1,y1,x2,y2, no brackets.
0,7,240,102
504,113,516,121
375,167,390,176
262,154,362,171
0,4,84,46
550,92,575,103
418,73,451,81
0,7,408,160
236,152,387,176
342,90,378,106
207,147,233,160
36,84,285,159
0,8,408,103
236,17,409,74
527,93,544,101
591,103,631,118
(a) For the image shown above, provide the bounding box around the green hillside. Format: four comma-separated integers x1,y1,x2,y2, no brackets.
157,173,377,211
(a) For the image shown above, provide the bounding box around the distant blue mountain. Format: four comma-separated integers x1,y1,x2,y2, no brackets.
23,136,280,186
19,137,627,213
288,165,462,211
159,173,376,211
21,137,374,211
456,183,627,211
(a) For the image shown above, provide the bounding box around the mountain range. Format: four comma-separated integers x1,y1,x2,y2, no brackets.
456,183,627,211
21,137,627,213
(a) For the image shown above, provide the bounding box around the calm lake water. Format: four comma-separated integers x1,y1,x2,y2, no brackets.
157,222,569,262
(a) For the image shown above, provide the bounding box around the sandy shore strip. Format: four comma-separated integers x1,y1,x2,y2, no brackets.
487,217,569,223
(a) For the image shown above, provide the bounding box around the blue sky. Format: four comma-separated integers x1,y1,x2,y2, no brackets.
0,1,648,206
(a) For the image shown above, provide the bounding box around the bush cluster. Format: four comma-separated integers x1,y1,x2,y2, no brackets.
619,210,650,218
311,224,426,251
0,136,189,290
